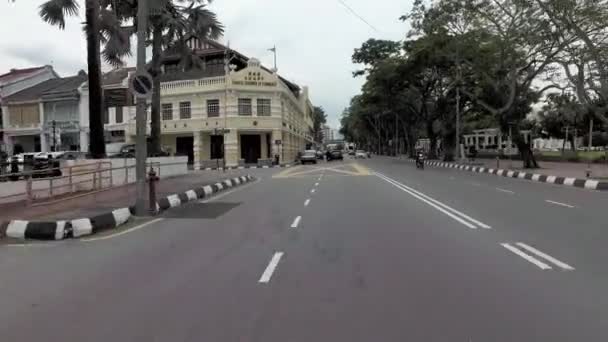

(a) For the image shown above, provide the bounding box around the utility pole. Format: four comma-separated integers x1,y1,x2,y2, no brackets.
134,1,149,216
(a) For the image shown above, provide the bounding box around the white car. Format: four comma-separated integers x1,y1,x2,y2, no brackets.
355,150,367,159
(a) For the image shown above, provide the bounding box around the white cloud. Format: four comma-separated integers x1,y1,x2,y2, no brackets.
0,0,413,129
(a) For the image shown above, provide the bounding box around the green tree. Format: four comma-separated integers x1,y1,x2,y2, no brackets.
312,106,327,143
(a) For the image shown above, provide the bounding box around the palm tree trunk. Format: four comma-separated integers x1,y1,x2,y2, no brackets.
86,0,106,158
149,24,163,156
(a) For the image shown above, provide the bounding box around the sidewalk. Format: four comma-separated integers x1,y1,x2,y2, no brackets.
469,158,608,180
0,169,248,223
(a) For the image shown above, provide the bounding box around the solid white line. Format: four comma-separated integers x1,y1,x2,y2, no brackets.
515,242,575,270
501,243,552,270
310,188,316,193
545,200,575,208
259,252,284,283
496,187,515,194
375,173,477,229
82,218,164,242
304,199,311,206
375,172,492,229
290,216,302,229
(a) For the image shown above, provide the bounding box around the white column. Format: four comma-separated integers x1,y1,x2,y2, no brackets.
79,131,89,152
193,131,202,170
40,132,48,152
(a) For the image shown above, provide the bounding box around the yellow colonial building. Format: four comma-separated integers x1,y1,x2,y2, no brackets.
124,39,314,168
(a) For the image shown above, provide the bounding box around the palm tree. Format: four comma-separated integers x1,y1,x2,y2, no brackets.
102,1,223,154
40,0,106,158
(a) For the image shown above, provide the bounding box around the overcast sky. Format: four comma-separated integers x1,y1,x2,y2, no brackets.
0,0,412,128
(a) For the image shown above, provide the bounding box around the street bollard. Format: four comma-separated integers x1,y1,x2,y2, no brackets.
148,167,160,215
496,156,500,169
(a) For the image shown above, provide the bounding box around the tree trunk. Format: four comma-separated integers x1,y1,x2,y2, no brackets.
86,0,106,158
149,24,163,156
426,121,437,160
517,141,539,169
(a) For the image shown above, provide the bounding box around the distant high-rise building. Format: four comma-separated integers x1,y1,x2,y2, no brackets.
321,125,331,143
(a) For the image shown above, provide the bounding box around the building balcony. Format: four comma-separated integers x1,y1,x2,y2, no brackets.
160,76,226,96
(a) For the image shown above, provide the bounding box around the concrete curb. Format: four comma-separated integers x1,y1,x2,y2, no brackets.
417,159,608,191
2,175,256,241
201,164,293,171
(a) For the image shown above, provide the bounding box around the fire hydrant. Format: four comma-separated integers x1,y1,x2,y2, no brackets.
148,167,160,215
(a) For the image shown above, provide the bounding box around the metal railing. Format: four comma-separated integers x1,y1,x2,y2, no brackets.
0,160,163,205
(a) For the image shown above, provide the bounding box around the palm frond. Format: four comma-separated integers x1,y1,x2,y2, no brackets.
39,0,79,29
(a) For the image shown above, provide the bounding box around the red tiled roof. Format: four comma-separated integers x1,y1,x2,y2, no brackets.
0,66,47,83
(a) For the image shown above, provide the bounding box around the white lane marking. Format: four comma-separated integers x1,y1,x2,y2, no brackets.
375,172,492,229
314,182,319,186
82,218,164,242
5,243,57,248
472,182,481,187
515,242,575,271
304,199,311,206
496,187,515,194
374,173,476,229
501,243,552,270
290,216,302,229
259,252,284,283
310,188,316,193
545,200,575,208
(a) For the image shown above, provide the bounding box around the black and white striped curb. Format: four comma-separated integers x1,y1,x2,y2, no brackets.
202,164,293,171
4,207,131,241
1,175,256,241
420,159,608,191
155,175,255,211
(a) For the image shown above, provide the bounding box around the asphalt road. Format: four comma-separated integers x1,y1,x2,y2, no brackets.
1,156,607,341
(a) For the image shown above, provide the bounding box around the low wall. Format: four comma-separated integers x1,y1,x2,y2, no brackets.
0,156,188,204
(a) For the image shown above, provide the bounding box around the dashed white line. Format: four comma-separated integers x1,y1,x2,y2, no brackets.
290,216,302,229
310,188,316,193
259,252,284,283
304,199,311,206
314,182,319,186
545,200,575,208
472,182,481,187
501,243,552,270
515,242,575,270
496,188,515,194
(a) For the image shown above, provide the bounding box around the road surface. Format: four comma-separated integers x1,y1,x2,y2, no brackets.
1,156,607,341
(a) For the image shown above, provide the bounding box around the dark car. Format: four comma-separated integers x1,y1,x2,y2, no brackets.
300,150,318,164
327,150,343,161
112,144,170,158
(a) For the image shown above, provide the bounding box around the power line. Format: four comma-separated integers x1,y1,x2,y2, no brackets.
336,0,379,32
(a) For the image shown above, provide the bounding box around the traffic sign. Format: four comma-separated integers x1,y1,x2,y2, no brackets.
129,72,153,99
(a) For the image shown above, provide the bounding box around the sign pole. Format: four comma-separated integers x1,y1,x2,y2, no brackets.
135,1,149,216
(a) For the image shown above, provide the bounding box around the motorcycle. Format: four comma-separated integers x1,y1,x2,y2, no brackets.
415,153,425,169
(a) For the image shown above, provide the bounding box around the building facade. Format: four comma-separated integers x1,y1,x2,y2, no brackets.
1,71,87,154
123,39,314,168
0,66,59,152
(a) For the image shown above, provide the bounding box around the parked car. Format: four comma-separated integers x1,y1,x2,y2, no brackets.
300,150,318,164
355,150,367,159
327,150,343,161
111,144,170,158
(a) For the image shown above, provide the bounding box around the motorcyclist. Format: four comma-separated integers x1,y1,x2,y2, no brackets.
415,149,425,168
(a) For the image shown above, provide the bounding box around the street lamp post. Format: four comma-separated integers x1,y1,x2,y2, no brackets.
134,0,149,215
